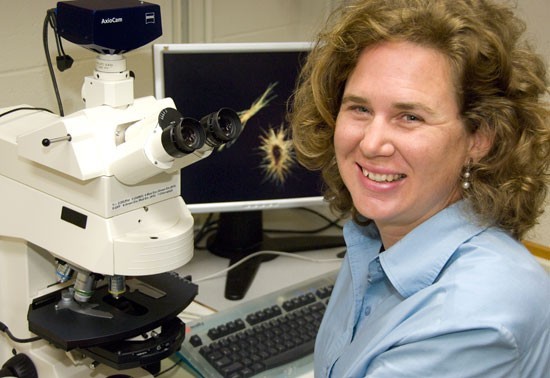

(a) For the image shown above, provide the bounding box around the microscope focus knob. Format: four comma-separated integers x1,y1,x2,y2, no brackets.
0,353,38,378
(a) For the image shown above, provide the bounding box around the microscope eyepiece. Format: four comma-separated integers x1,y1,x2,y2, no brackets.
159,107,242,158
200,108,242,147
174,118,206,152
160,110,206,158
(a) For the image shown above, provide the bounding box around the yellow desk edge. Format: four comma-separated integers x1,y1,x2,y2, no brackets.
523,240,550,260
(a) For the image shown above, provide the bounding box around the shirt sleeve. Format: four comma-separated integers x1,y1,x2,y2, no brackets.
364,327,521,378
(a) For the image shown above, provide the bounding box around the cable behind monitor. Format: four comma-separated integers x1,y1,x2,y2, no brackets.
206,210,345,300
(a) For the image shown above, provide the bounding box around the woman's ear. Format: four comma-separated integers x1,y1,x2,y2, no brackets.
469,128,494,163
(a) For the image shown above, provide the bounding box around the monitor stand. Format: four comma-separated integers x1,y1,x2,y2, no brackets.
206,210,345,300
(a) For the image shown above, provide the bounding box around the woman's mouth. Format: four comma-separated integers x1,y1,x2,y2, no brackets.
362,168,406,183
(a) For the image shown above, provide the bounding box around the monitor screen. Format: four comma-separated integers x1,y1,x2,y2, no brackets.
153,42,324,213
153,43,343,300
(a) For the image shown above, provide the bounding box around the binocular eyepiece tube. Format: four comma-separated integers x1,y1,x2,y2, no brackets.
160,107,242,158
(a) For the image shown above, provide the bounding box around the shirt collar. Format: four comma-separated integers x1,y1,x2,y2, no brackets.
379,201,487,298
343,220,382,312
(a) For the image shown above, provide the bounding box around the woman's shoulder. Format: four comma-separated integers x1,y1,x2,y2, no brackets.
449,226,547,282
438,227,549,340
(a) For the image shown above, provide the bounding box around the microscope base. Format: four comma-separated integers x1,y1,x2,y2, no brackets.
1,342,155,378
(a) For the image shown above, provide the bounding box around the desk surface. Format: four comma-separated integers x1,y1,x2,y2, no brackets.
162,246,343,376
176,246,344,312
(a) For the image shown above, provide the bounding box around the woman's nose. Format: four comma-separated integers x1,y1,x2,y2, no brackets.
359,118,395,158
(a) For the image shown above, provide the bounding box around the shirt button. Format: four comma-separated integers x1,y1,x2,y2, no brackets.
364,306,371,316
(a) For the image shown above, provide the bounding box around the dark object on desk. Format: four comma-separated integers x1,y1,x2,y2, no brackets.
179,270,337,377
208,211,345,300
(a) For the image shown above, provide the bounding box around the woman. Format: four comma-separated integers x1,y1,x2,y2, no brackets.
289,0,550,376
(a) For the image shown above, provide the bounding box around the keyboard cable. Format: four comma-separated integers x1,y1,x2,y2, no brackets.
192,250,344,284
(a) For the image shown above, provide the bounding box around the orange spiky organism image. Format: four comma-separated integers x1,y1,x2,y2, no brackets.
258,124,295,185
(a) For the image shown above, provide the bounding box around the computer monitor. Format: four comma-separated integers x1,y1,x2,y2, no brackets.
153,42,344,300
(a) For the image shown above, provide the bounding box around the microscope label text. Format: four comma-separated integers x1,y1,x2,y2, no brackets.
101,17,123,24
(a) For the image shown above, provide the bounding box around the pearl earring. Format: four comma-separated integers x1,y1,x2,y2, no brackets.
461,159,472,190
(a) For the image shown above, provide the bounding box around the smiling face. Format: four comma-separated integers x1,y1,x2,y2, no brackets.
334,41,480,247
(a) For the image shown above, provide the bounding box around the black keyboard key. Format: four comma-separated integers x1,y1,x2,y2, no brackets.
219,361,244,376
213,355,232,370
207,318,246,340
263,337,315,371
316,285,334,299
282,292,316,312
240,366,254,377
249,362,265,374
189,334,203,347
245,305,282,325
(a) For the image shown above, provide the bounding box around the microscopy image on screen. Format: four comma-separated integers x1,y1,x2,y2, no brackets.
162,47,323,207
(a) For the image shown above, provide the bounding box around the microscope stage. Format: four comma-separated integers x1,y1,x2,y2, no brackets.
27,272,197,370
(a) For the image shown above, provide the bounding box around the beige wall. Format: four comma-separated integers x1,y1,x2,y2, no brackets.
515,2,550,246
0,0,548,245
183,0,336,43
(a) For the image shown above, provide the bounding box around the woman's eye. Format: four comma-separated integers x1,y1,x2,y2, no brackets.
403,114,422,122
352,105,370,114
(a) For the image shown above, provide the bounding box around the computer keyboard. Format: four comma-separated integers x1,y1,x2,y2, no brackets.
179,270,338,377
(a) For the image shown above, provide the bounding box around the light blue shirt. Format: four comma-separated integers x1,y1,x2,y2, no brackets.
315,202,550,377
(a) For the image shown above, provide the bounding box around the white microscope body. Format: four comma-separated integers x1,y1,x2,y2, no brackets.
0,98,186,377
0,2,242,377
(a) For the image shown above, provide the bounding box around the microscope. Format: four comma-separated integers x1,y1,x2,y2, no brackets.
0,1,242,377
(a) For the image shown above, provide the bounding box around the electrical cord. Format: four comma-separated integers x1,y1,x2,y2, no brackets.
174,351,205,378
264,207,345,234
0,322,41,344
2,11,69,119
43,9,72,116
0,107,53,119
193,207,345,249
192,250,343,284
43,10,63,116
48,10,69,61
152,351,205,377
193,213,216,249
152,360,180,377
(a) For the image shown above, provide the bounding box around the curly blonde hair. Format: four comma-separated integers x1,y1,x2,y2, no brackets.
289,0,550,239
